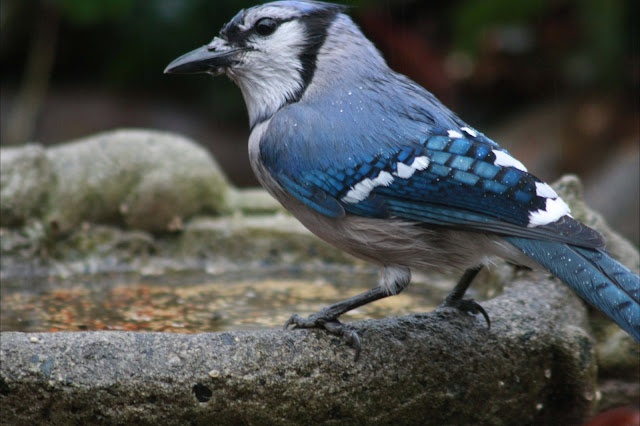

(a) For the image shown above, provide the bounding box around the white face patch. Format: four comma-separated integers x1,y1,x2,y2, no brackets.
528,197,571,227
342,171,394,203
448,130,463,139
535,182,558,199
228,20,307,126
492,150,528,172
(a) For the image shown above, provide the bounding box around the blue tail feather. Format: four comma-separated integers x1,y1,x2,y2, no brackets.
505,237,640,341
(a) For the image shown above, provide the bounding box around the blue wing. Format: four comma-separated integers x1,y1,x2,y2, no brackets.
262,122,603,248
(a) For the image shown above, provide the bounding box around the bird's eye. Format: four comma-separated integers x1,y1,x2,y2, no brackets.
255,17,278,36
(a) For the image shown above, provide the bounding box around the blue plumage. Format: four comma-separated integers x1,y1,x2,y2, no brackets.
507,238,640,340
262,124,591,241
165,0,640,348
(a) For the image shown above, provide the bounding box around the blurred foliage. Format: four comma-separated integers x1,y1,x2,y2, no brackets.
3,1,633,87
453,0,545,54
48,0,135,25
0,0,636,128
453,0,627,87
578,0,624,84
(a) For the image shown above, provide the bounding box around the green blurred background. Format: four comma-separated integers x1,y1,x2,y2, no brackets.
1,0,638,243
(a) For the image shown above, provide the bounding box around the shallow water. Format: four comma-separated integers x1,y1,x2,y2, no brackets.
1,267,447,333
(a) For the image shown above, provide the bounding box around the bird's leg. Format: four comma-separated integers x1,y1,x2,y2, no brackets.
284,286,388,360
285,266,410,360
439,265,490,328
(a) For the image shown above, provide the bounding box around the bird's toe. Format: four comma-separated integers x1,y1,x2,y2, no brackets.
440,298,491,329
284,313,362,360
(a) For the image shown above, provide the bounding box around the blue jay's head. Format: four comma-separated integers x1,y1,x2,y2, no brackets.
165,1,384,126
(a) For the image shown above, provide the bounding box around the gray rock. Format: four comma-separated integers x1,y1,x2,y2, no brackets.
181,215,359,265
45,129,229,233
1,130,230,233
0,144,55,227
226,187,284,215
0,273,597,425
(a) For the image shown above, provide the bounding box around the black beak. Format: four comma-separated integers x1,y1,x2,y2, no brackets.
164,45,243,75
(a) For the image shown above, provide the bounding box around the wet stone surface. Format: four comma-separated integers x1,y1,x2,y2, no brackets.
0,268,452,335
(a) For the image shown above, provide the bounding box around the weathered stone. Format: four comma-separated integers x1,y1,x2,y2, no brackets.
0,144,55,227
596,328,640,380
226,187,284,215
181,215,359,265
45,129,229,233
0,273,597,425
0,130,230,233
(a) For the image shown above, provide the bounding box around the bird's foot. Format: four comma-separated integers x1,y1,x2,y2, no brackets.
284,313,362,360
440,298,491,329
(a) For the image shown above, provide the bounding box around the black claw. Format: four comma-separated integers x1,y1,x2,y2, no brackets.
324,320,362,360
476,304,490,329
283,313,361,360
283,314,299,330
441,298,491,329
345,329,362,361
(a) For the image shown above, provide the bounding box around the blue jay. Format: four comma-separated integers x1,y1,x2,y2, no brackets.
166,1,640,356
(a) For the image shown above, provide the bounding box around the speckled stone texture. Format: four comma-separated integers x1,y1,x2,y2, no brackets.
1,272,598,425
